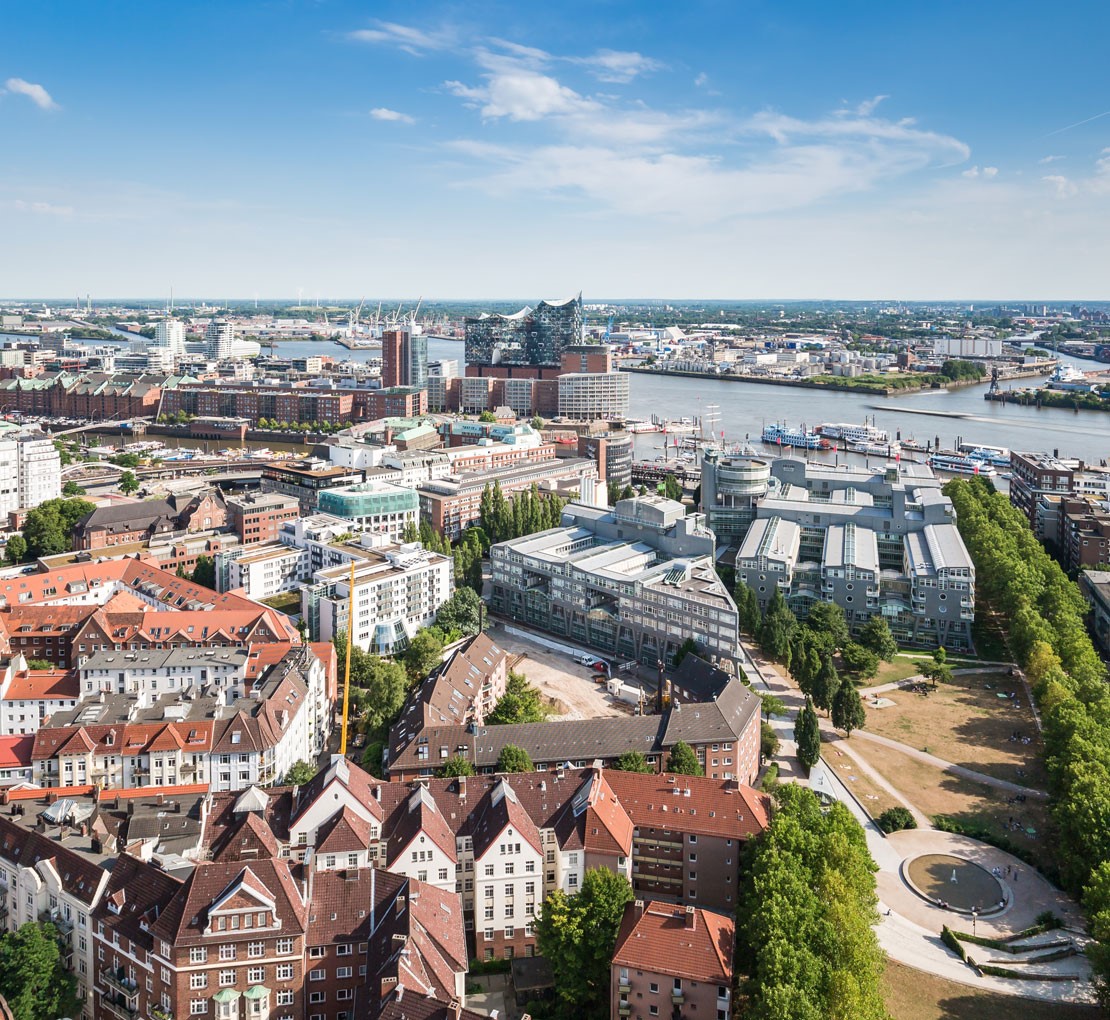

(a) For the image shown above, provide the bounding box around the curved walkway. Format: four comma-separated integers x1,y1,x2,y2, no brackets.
739,636,1090,1004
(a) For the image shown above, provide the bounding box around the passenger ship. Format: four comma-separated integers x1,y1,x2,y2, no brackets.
761,423,831,450
927,453,997,476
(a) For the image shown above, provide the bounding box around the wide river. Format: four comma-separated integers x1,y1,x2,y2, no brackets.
8,333,1107,466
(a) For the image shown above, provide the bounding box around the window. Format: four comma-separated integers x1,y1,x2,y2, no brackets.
190,974,208,990
190,947,208,964
308,947,325,959
276,965,293,981
276,938,293,955
649,1008,658,1016
650,984,659,994
219,945,236,961
484,864,494,877
247,968,264,984
276,992,294,1007
336,989,352,1001
438,868,448,881
191,1001,208,1016
248,942,265,958
309,970,325,982
308,993,325,1005
335,944,352,956
220,971,235,988
336,967,352,979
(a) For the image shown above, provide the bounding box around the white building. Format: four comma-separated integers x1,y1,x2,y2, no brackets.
205,319,235,359
557,372,630,420
153,318,187,355
303,541,453,654
0,426,62,514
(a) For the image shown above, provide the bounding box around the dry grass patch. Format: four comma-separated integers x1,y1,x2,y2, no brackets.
823,744,903,818
863,671,1047,789
847,739,1054,874
883,959,1100,1020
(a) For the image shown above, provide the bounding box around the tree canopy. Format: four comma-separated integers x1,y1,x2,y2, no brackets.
435,586,483,637
496,744,534,773
737,786,889,1020
480,481,566,546
665,740,703,776
438,755,475,778
611,751,653,773
832,683,867,737
22,498,94,559
402,628,445,683
794,698,821,770
0,921,80,1020
488,672,550,725
285,760,317,785
858,615,899,661
334,636,411,738
536,868,634,1020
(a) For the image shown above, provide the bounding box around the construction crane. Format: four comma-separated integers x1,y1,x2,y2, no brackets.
408,296,423,331
339,560,355,756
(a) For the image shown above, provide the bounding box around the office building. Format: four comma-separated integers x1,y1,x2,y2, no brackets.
699,450,772,544
226,491,301,545
204,318,235,359
557,369,629,420
490,495,740,666
317,479,420,539
465,294,583,371
381,328,429,390
734,458,975,650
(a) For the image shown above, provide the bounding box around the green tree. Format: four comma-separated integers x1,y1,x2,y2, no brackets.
665,740,703,776
832,682,867,737
334,636,411,736
108,451,142,468
876,807,916,833
190,554,216,589
488,672,550,724
5,534,27,564
794,698,821,770
611,751,653,773
285,760,317,785
858,615,899,661
402,628,445,683
24,659,55,671
438,755,476,778
118,470,140,495
841,641,880,680
22,498,94,559
536,869,634,1020
811,655,841,714
758,692,788,722
530,415,544,430
761,721,780,760
662,473,683,502
435,587,483,636
61,480,86,497
805,600,849,649
0,921,79,1020
734,578,762,636
497,744,534,773
478,410,497,423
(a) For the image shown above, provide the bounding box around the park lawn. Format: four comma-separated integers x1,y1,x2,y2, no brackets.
821,745,903,818
883,959,1101,1020
261,590,302,615
845,740,1055,875
862,671,1048,790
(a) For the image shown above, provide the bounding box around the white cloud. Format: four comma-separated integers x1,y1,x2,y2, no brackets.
1041,149,1110,199
570,50,664,83
962,165,999,179
3,78,58,110
370,107,415,124
854,94,889,116
1039,154,1065,164
348,21,453,55
695,72,709,88
12,199,73,215
1043,174,1078,198
449,70,598,122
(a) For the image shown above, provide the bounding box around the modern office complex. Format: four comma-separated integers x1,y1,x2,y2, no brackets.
465,294,583,370
381,328,428,389
699,450,773,543
152,317,187,355
489,495,740,666
557,367,629,419
734,458,975,650
317,478,420,539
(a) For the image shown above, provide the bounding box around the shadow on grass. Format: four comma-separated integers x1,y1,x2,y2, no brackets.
933,994,1100,1020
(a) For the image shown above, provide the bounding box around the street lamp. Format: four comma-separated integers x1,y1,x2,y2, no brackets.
971,906,979,937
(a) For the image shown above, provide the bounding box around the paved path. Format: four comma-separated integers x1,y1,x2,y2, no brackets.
737,635,1090,1004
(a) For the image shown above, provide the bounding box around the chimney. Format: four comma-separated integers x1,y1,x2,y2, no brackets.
684,904,696,930
458,775,466,799
395,895,406,918
451,1001,462,1020
634,899,644,919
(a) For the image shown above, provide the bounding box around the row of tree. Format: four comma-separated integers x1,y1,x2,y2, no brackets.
737,785,890,1019
480,480,567,546
6,497,94,563
944,477,1110,1004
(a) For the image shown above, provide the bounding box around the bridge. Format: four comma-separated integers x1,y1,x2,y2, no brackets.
51,417,152,437
630,460,700,488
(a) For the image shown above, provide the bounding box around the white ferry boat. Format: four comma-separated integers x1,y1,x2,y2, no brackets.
849,441,901,457
762,423,831,450
625,420,661,434
961,445,1011,468
928,453,997,476
818,422,890,444
662,417,698,434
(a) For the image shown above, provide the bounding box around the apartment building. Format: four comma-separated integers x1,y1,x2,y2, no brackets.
302,543,452,654
611,901,733,1020
734,458,975,651
1009,451,1079,531
490,496,740,667
226,493,302,545
0,661,79,735
1082,570,1110,656
261,460,365,514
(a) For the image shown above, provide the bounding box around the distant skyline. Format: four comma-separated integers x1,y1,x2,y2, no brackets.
3,1,1110,299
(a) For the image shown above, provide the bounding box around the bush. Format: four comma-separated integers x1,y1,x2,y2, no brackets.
876,806,917,833
760,763,779,789
1034,910,1064,930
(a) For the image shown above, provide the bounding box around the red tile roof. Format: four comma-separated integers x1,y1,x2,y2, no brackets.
0,735,33,769
2,669,78,701
612,900,734,984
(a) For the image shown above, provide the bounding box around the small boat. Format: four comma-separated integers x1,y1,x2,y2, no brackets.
625,420,661,434
849,441,901,457
818,422,890,444
928,453,997,476
662,417,698,434
761,423,831,450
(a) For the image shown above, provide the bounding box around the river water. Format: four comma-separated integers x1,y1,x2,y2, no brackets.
5,332,1107,465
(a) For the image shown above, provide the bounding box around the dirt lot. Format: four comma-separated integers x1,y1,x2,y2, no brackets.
845,739,1053,873
883,960,1101,1020
489,626,636,720
864,671,1047,789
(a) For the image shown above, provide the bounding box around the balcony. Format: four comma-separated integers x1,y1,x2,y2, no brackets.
100,968,139,1000
101,996,139,1020
618,983,631,995
671,992,684,1005
618,1007,631,1017
151,1006,174,1020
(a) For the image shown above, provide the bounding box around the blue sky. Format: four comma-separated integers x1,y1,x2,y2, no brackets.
3,0,1110,300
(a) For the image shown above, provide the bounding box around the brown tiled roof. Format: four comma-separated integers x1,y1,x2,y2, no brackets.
0,814,107,905
204,787,294,850
2,669,79,701
604,771,770,840
92,853,184,951
470,778,542,858
580,771,633,857
662,678,760,747
315,806,372,854
384,786,457,863
292,756,383,826
307,867,405,946
211,810,282,862
612,900,734,984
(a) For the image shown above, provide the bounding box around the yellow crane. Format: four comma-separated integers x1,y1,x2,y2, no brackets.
339,560,355,756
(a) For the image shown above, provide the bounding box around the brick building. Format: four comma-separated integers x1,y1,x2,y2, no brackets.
227,493,302,545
